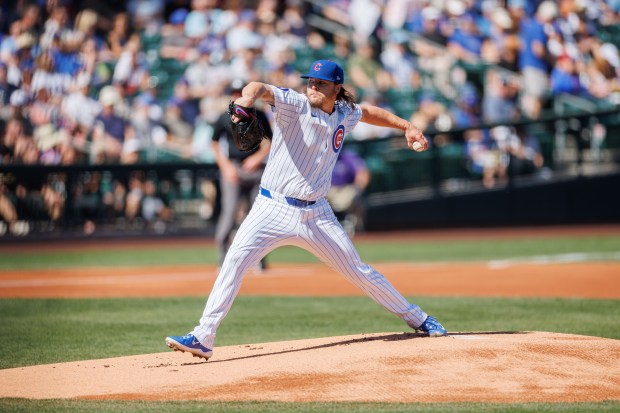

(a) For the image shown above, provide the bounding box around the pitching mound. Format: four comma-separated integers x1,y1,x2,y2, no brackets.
1,331,618,403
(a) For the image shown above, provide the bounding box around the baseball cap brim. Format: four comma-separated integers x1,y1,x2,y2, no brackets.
300,73,340,83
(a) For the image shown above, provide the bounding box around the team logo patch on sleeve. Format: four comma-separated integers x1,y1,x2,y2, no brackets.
332,125,345,152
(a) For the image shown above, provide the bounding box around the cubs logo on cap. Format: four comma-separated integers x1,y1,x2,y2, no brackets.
301,60,344,84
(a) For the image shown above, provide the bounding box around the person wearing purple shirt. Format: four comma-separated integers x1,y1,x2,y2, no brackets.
327,149,369,236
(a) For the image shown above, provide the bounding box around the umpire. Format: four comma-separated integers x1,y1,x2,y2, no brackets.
211,80,272,270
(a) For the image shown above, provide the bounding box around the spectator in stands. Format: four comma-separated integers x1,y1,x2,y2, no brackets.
52,31,83,80
279,0,309,42
585,41,620,103
1,116,26,163
0,182,18,234
518,1,558,118
184,39,230,100
167,77,199,127
380,31,420,90
112,33,149,97
72,171,103,234
414,5,447,45
327,148,370,236
350,91,393,140
480,7,519,72
1,21,25,64
141,179,172,232
159,8,193,61
505,125,545,177
60,72,100,133
127,92,166,163
190,97,217,164
410,93,450,132
482,70,520,123
464,128,506,189
105,12,131,60
550,54,588,96
348,38,391,94
127,0,166,31
0,62,11,118
92,85,131,163
447,11,485,63
449,82,481,128
124,172,145,222
161,97,194,158
40,5,70,51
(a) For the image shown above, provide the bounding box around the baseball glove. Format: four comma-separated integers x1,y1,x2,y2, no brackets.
228,102,264,152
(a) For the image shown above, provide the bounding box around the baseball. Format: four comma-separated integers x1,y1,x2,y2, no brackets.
412,141,423,152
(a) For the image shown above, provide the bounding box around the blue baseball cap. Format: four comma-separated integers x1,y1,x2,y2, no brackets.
301,60,344,84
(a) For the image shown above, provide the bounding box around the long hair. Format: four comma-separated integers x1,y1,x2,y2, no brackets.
336,86,357,109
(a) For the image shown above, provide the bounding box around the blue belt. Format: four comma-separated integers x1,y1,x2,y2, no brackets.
260,187,316,208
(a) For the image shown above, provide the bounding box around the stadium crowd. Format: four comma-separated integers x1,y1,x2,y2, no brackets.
0,0,619,234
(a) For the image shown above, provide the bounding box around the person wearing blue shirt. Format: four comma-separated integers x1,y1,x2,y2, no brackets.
550,55,587,96
518,1,558,118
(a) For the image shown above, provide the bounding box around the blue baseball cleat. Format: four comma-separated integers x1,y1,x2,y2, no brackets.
165,334,213,360
417,315,448,337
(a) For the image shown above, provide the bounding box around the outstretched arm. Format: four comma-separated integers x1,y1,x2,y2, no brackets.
359,103,428,151
234,81,275,108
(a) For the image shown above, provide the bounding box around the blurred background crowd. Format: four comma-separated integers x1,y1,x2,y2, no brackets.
0,0,619,236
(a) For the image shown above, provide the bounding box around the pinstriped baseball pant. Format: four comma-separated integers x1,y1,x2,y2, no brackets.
191,193,427,349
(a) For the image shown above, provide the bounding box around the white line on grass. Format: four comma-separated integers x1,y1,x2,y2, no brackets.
488,252,620,269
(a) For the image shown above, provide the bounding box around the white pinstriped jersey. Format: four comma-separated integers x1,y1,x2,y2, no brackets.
260,85,363,201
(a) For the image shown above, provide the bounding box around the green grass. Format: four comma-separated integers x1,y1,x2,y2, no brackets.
0,399,619,413
1,233,619,412
1,296,618,369
1,234,619,269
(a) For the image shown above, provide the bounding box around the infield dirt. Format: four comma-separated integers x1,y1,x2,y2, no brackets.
1,225,619,403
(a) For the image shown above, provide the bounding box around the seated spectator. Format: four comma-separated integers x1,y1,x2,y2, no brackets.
0,182,18,233
449,82,481,128
585,41,620,103
380,31,420,90
161,97,193,156
190,97,217,163
60,72,101,133
482,70,520,124
126,92,166,163
464,128,506,189
184,39,230,100
105,12,131,61
91,85,132,163
409,93,450,132
507,125,545,177
550,54,588,96
480,7,519,72
127,0,165,31
347,38,392,94
350,91,393,140
413,5,447,45
112,33,149,97
159,8,193,61
167,78,199,127
141,179,172,232
447,12,484,63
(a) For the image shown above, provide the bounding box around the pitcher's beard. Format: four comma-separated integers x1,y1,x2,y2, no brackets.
308,94,323,108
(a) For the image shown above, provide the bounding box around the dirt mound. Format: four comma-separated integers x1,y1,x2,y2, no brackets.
1,332,618,403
